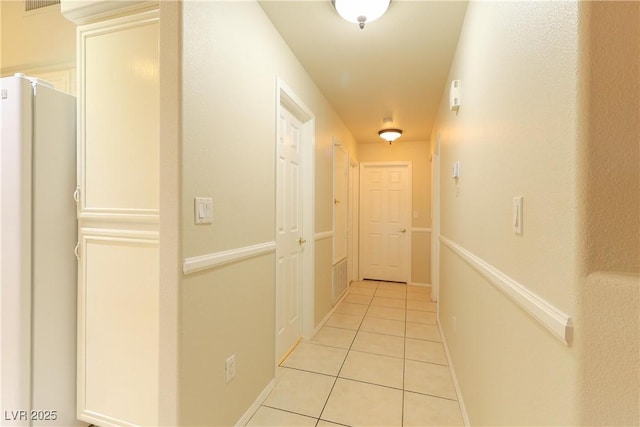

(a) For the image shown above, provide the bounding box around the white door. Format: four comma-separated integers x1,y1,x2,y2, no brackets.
360,162,411,283
276,105,305,361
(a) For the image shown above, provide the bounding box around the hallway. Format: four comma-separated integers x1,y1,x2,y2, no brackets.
246,281,464,426
2,1,637,425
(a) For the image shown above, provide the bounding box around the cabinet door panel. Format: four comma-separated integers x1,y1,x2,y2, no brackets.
80,234,159,426
75,7,160,427
80,13,159,218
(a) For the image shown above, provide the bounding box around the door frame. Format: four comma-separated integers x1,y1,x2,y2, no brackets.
332,140,348,265
431,134,441,302
348,158,359,284
275,79,315,355
359,161,412,283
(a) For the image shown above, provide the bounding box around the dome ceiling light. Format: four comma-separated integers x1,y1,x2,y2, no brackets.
378,117,402,144
378,128,403,144
331,0,392,29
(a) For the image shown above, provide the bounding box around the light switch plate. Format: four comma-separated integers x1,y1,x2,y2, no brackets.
513,196,523,235
450,80,460,111
452,161,460,179
194,197,213,224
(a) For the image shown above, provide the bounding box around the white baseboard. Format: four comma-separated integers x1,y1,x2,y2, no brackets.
234,378,276,427
437,321,470,427
410,282,431,287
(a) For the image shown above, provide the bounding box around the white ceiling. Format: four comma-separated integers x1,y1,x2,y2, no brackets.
259,0,468,144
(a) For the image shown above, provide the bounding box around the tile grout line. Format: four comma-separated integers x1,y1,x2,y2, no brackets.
333,376,407,393
401,286,407,427
258,405,320,423
401,390,460,403
404,358,449,367
324,283,440,427
262,283,448,427
315,281,379,426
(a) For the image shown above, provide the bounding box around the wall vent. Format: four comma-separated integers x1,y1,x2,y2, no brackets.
25,0,60,12
332,258,349,304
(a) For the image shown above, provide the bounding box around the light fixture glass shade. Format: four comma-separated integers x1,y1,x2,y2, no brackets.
378,128,403,143
333,0,391,28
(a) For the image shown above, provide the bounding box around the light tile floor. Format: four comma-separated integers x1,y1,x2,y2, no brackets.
246,280,465,427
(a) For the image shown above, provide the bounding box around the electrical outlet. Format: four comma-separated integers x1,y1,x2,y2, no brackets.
225,354,236,383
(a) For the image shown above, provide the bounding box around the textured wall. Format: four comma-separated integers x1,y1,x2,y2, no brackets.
431,1,581,424
433,1,640,425
180,2,356,424
158,2,181,424
576,2,640,424
579,1,639,274
0,1,75,72
579,272,639,425
315,238,334,326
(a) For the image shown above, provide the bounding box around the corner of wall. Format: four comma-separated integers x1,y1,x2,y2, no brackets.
575,2,640,424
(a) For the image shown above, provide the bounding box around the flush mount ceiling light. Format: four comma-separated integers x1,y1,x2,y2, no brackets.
331,0,391,29
378,128,403,144
378,117,402,144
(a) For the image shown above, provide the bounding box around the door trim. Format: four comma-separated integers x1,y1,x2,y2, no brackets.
275,78,315,350
332,140,348,265
349,159,359,284
431,134,441,301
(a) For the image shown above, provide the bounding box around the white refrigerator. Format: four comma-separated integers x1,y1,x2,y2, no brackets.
0,74,80,426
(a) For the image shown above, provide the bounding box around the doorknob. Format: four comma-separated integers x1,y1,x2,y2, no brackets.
400,229,406,233
298,237,307,245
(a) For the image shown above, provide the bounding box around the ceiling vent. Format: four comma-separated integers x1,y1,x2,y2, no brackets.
25,0,60,12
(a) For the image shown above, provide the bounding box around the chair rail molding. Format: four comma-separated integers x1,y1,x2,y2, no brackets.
183,241,277,275
315,230,334,241
412,227,432,233
440,235,573,346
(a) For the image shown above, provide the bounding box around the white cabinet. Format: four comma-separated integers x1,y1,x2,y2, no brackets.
62,2,160,426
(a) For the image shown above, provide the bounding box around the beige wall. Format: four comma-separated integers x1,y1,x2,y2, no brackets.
433,1,639,425
179,2,356,425
1,1,75,70
158,1,181,424
576,2,639,424
0,2,75,80
314,238,334,325
358,140,431,285
579,1,639,274
431,2,581,425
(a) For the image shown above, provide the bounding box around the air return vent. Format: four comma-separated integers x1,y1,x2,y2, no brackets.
332,258,348,304
25,0,60,12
